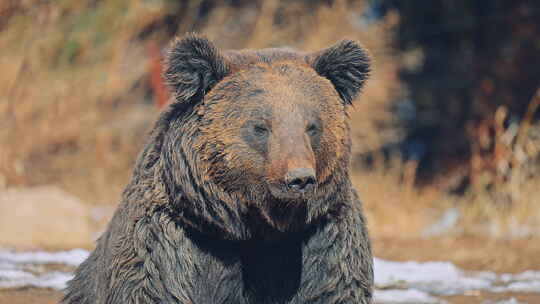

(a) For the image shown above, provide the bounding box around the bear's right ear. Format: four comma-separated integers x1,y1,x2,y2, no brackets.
164,34,230,103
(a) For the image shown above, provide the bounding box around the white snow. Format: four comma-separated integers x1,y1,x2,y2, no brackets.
0,249,87,291
0,270,73,290
372,258,540,303
500,270,540,282
0,249,89,266
492,280,540,293
0,249,539,303
374,258,492,295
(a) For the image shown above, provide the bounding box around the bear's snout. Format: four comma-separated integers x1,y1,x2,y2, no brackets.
285,168,316,193
268,166,317,201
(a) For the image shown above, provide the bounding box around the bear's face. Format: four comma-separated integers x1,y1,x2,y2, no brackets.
196,62,347,205
163,35,370,235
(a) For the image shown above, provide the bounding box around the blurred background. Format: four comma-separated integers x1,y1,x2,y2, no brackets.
1,0,540,273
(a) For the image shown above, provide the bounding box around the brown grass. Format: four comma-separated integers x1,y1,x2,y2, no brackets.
0,0,165,203
459,89,540,237
352,158,452,239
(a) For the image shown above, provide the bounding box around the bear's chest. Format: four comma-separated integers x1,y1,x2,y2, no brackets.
168,232,305,304
178,254,246,304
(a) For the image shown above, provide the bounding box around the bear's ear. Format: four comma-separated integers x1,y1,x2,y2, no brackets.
164,34,230,103
309,40,371,105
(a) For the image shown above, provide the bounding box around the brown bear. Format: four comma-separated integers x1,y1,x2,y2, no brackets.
62,34,373,304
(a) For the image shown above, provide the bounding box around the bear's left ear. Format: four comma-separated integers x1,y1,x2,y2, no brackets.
308,40,371,105
164,34,231,104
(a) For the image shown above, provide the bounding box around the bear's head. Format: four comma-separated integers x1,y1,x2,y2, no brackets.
157,34,370,240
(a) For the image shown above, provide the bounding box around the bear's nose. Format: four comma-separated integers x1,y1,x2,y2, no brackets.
285,168,316,192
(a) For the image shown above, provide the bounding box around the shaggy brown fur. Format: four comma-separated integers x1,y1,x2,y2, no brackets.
62,34,373,304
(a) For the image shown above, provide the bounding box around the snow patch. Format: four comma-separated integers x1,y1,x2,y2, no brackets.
373,258,540,302
492,280,540,293
374,258,492,295
0,270,73,290
0,249,88,291
0,249,89,266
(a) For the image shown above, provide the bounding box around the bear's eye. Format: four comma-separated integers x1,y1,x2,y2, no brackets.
253,124,270,137
306,124,321,137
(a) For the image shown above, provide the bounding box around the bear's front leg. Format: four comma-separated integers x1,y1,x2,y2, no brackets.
293,203,373,304
121,212,247,304
80,210,246,304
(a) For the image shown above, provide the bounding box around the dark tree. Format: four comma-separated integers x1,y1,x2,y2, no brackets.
376,0,540,182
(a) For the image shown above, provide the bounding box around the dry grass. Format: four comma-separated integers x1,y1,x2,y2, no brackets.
458,90,540,237
352,158,452,239
459,176,540,238
0,0,165,203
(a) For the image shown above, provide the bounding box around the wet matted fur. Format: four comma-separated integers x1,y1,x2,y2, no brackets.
63,34,373,304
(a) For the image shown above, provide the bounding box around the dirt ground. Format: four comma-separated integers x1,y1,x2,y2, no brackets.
0,288,61,304
1,236,539,304
443,292,540,304
372,236,540,274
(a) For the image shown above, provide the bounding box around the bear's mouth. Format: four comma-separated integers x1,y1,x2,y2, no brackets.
254,196,309,235
267,182,316,202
